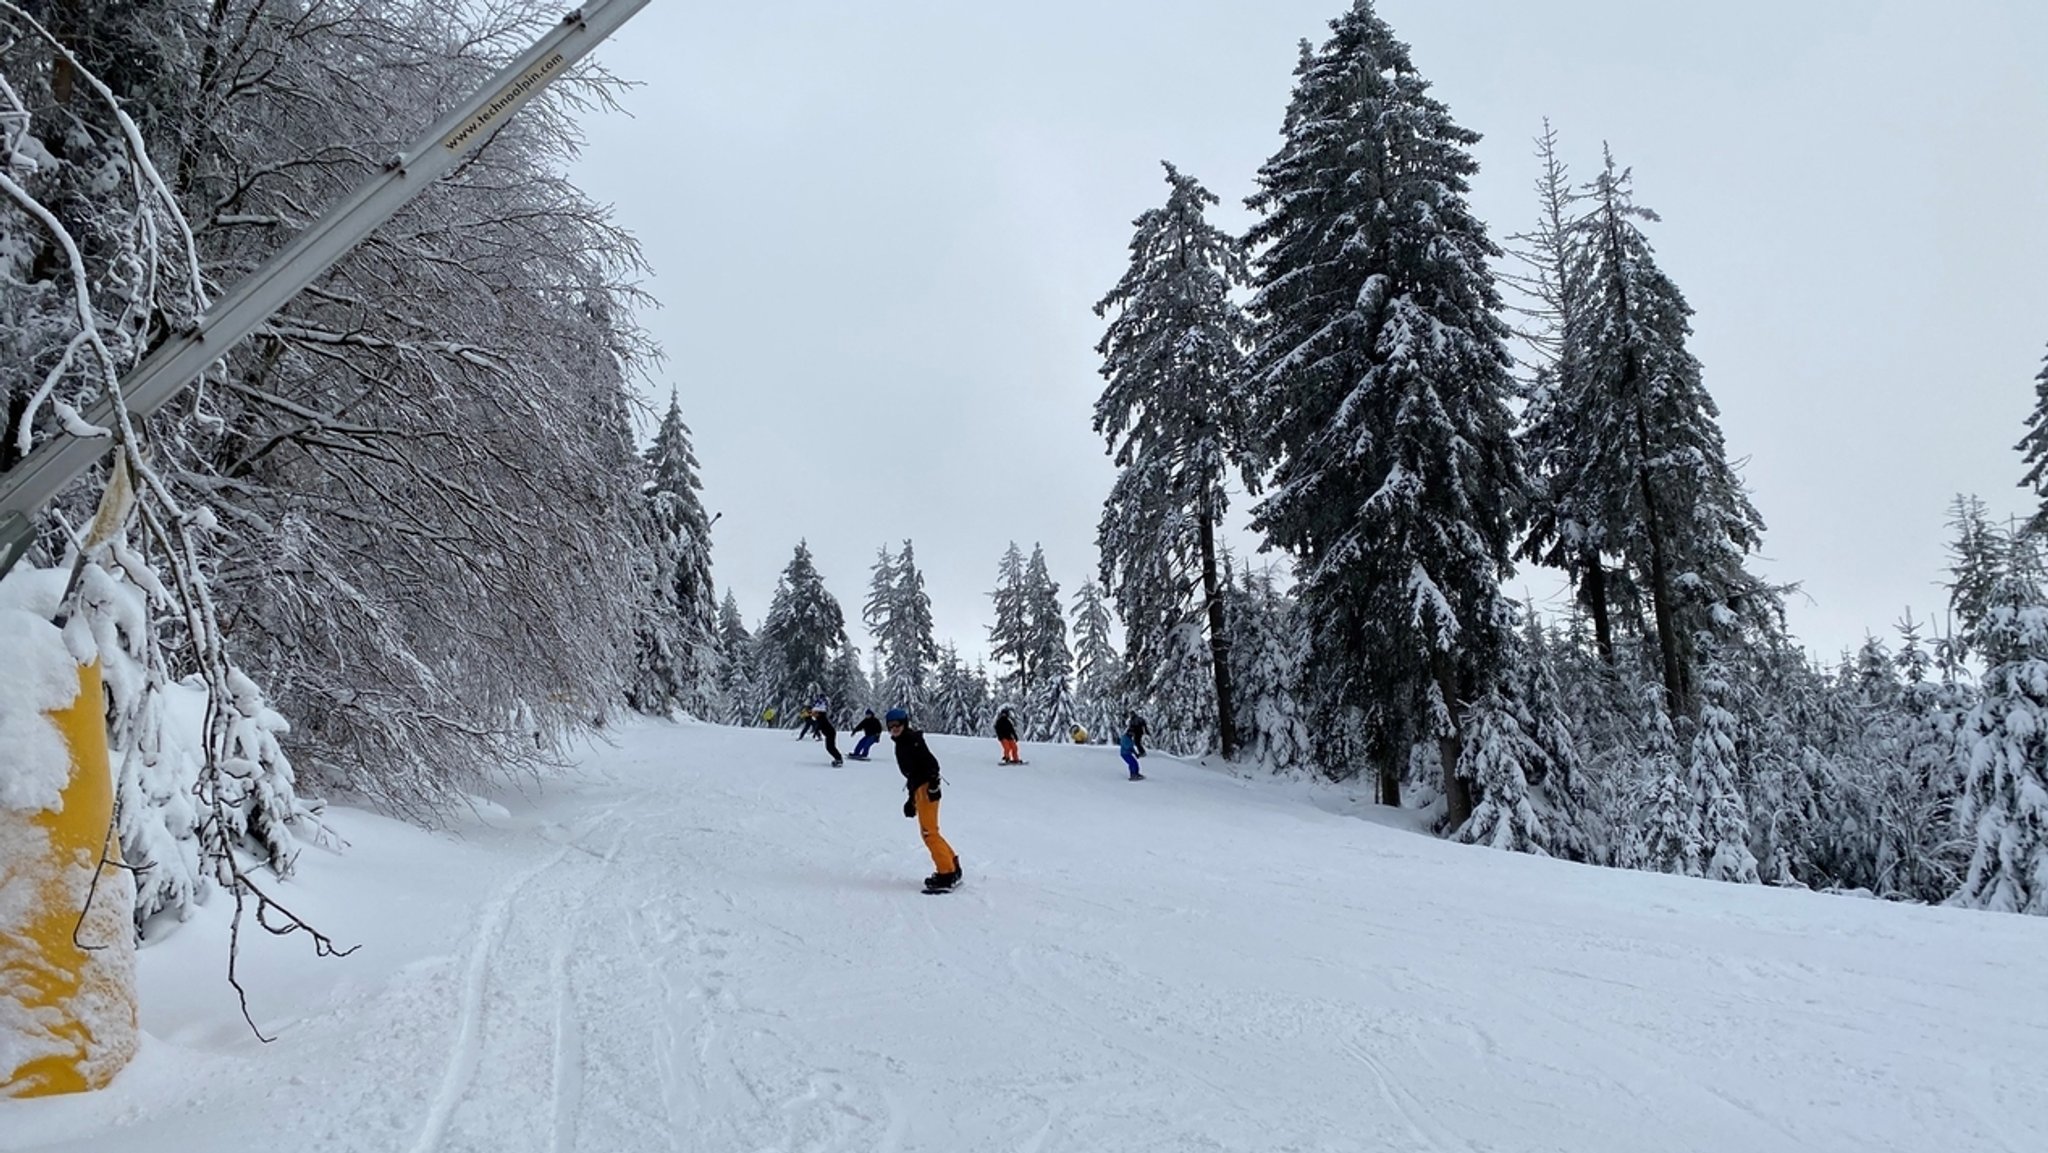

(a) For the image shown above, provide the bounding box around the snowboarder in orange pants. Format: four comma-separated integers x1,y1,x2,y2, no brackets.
994,706,1022,764
888,708,960,892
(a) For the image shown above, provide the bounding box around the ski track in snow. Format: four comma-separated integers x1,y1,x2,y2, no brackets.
5,720,2048,1152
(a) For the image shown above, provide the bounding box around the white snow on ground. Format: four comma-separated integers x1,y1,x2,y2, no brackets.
4,718,2046,1152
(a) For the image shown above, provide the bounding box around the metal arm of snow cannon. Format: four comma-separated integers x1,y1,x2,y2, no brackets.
0,0,653,583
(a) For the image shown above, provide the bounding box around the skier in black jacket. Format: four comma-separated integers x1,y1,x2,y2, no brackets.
994,707,1021,764
849,709,884,761
1126,712,1149,757
814,706,843,767
887,708,960,891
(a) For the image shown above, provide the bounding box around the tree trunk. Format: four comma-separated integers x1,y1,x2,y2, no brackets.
1581,547,1615,665
1197,498,1238,759
1634,446,1691,718
1603,196,1692,719
1434,657,1472,830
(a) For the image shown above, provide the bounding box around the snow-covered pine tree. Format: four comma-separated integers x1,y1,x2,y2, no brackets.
1691,654,1760,883
1070,580,1124,741
1511,123,1632,666
757,542,848,715
1514,613,1595,860
1454,687,1550,854
1943,495,2003,659
1149,619,1221,756
1873,610,1968,901
1561,148,1771,718
1634,683,1699,876
987,542,1032,715
867,647,887,710
881,541,939,714
1022,544,1073,740
929,644,991,737
1222,567,1312,773
1242,0,1524,822
1951,525,2048,914
822,643,869,723
715,590,757,724
2015,345,2048,535
1093,161,1250,758
628,389,719,717
862,543,899,665
625,539,688,718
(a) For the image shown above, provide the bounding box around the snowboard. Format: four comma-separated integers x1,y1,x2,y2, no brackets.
921,882,963,895
998,760,1028,766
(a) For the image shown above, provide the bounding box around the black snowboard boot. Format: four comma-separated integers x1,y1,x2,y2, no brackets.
924,861,962,891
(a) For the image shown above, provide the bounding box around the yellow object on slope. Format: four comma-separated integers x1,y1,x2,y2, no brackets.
1,662,137,1097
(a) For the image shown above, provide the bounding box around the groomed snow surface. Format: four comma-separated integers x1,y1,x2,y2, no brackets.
5,719,2045,1152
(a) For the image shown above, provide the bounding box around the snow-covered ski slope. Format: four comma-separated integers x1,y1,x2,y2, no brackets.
6,719,2045,1152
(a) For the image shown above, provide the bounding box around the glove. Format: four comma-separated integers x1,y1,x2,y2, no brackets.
903,797,917,819
926,780,941,802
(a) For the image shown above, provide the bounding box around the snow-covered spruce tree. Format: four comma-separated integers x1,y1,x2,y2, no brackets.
1070,580,1124,741
756,542,848,715
1143,618,1220,756
628,389,719,718
1943,495,2003,660
1242,0,1524,822
0,7,312,928
714,590,757,724
929,644,991,736
1731,636,1834,886
822,642,869,722
987,541,1032,716
1691,653,1760,883
2016,345,2048,535
877,540,939,714
866,648,887,709
862,544,899,665
1951,528,2048,914
1223,566,1313,773
149,0,655,814
1093,161,1250,758
1557,148,1771,718
1454,687,1551,854
1509,613,1596,860
1510,123,1635,666
1633,682,1699,875
1872,611,1969,901
1022,544,1073,740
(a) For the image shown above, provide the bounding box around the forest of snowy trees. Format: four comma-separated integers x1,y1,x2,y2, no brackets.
6,0,2047,929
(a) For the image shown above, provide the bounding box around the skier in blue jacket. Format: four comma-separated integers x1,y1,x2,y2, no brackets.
1119,728,1145,781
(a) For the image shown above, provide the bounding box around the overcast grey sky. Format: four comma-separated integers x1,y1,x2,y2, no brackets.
575,0,2048,668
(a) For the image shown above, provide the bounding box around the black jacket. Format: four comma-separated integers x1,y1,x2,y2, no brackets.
892,725,942,792
813,712,836,737
994,712,1017,741
853,715,883,739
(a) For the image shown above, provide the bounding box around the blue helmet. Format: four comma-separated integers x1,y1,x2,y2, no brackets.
884,707,909,725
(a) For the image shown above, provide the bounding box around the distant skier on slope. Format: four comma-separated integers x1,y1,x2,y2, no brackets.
1126,712,1148,757
1120,727,1145,781
849,709,883,761
794,706,815,741
994,706,1022,765
888,707,961,892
